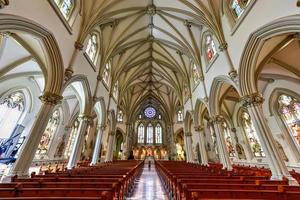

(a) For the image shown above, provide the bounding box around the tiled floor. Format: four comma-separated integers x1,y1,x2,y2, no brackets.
127,162,169,200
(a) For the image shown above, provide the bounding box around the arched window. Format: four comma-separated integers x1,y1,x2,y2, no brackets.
103,61,111,86
64,118,79,157
54,0,75,20
221,121,235,157
85,33,98,63
117,110,123,123
241,111,265,157
0,91,25,140
146,123,153,144
192,64,201,86
230,0,250,19
205,34,217,62
113,81,119,100
177,110,183,122
138,124,144,144
35,109,60,157
278,94,300,147
155,124,162,144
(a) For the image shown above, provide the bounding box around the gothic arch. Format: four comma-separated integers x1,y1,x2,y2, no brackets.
239,14,300,95
0,14,64,95
94,97,106,127
184,110,193,133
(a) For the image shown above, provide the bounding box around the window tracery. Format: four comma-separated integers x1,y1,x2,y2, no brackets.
177,110,183,122
54,0,75,20
155,124,162,144
85,33,98,63
241,111,265,157
146,123,154,144
278,94,300,147
138,124,144,144
230,0,250,19
117,110,123,123
103,61,111,87
113,81,119,100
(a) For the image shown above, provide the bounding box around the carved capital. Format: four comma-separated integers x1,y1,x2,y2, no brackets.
39,92,63,105
213,115,225,124
0,0,9,9
228,70,238,81
194,126,203,132
240,93,264,108
184,20,192,28
218,42,228,51
74,41,84,50
64,68,74,81
146,5,156,16
78,115,94,125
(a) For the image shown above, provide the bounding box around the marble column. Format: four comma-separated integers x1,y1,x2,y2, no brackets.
184,132,193,163
194,126,208,165
67,115,91,169
9,92,62,177
240,93,298,185
105,131,115,162
212,115,232,170
90,125,106,165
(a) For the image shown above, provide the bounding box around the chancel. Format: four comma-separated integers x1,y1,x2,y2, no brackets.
1,0,300,199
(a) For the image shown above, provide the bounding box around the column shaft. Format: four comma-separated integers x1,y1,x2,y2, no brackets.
105,132,115,162
90,126,105,165
195,126,208,165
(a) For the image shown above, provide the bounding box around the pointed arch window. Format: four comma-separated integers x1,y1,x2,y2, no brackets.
113,81,119,100
278,94,300,147
241,111,265,157
230,0,250,19
85,33,98,63
103,61,111,87
192,64,201,86
117,110,123,123
177,110,183,122
146,123,154,144
54,0,75,20
64,118,79,157
0,91,25,140
138,124,145,144
205,34,217,62
36,109,60,157
221,121,235,157
155,124,162,144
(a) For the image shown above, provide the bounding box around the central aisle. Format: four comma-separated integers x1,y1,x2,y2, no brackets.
127,159,169,200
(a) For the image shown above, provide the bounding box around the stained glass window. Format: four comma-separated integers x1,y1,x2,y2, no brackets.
221,121,235,157
54,0,75,19
138,124,144,144
113,81,118,100
103,62,111,86
155,124,162,144
205,34,217,62
0,91,25,140
117,110,123,123
146,123,154,144
64,118,79,157
278,94,300,147
230,0,250,19
241,111,265,157
85,34,98,63
192,64,201,85
35,109,60,157
177,110,183,122
144,107,156,119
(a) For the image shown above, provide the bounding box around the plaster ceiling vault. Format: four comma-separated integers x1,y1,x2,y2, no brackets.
76,0,225,123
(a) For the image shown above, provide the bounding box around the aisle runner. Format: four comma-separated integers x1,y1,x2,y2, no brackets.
127,162,169,200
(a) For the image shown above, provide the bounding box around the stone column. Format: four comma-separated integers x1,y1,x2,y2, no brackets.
9,92,62,177
105,131,115,162
66,115,91,169
123,123,131,159
212,115,232,170
64,42,83,81
168,123,176,160
184,131,193,163
90,125,106,165
240,93,298,185
194,126,208,165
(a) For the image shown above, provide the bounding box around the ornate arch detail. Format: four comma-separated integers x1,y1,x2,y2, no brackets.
239,14,300,95
209,75,241,116
62,74,93,115
194,98,209,127
0,14,64,95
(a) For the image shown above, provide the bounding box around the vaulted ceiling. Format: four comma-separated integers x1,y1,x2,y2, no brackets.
77,0,225,122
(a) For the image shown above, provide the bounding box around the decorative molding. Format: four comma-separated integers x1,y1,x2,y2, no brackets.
74,41,84,50
0,0,9,9
39,92,63,105
213,115,225,124
194,126,203,132
240,93,264,108
64,68,74,81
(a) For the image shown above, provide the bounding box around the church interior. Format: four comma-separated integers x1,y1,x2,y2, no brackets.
1,0,300,199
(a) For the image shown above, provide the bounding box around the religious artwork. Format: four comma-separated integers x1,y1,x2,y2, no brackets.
221,121,236,157
236,143,246,160
230,0,250,19
205,34,217,62
241,111,265,157
54,0,75,19
85,34,98,63
192,64,201,86
278,94,300,147
155,124,162,144
137,124,144,144
0,91,25,140
36,109,60,158
175,132,185,161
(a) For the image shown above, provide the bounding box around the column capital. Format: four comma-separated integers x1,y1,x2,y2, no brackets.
240,93,264,108
78,115,93,124
39,92,62,105
64,68,74,81
74,41,84,50
218,42,228,51
194,125,204,132
185,131,192,136
0,0,9,9
213,115,225,124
